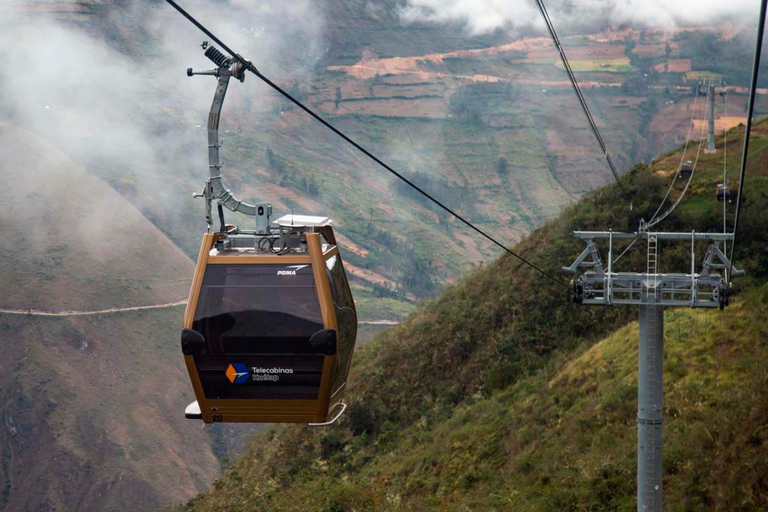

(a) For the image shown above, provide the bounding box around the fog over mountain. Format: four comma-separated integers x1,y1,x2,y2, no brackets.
400,0,760,33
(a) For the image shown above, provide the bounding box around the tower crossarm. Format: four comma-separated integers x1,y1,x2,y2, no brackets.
701,242,745,278
573,231,734,241
562,238,604,275
565,231,742,309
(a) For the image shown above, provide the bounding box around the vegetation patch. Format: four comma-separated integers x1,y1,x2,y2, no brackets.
556,58,633,73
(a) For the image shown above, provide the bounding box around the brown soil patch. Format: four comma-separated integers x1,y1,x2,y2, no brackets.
526,43,625,64
451,227,488,262
328,36,553,81
654,59,692,73
344,261,396,287
318,97,449,119
335,232,368,258
238,180,326,215
692,115,747,134
632,43,671,58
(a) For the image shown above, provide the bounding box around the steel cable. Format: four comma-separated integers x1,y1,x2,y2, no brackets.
729,0,768,278
532,0,628,202
645,80,709,230
722,86,728,274
647,83,702,225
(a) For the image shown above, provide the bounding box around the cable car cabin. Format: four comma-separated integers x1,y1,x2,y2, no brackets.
181,215,357,424
679,160,693,179
716,183,731,202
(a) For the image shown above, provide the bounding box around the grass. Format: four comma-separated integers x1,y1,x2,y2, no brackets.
685,71,723,80
558,58,633,73
180,288,768,511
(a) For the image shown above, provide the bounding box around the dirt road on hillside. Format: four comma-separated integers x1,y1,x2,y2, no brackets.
0,301,400,324
0,300,189,316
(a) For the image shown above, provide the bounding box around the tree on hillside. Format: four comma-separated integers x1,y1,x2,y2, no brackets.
496,157,509,177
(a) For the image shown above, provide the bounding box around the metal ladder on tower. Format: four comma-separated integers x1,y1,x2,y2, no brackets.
647,233,658,280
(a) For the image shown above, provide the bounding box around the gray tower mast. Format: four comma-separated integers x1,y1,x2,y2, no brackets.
703,79,724,154
707,84,716,151
564,231,743,511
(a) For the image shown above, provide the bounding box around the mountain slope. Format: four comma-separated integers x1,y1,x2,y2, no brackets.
0,126,193,311
0,125,219,511
179,120,768,510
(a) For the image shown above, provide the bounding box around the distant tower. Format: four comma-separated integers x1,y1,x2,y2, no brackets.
702,79,724,154
707,84,716,152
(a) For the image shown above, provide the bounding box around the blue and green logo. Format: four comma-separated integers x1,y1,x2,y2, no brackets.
225,362,249,384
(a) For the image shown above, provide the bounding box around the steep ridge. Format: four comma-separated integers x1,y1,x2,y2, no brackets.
180,121,768,510
0,126,219,511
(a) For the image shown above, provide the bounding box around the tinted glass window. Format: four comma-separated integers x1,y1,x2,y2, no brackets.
192,264,326,399
193,264,323,355
326,255,357,392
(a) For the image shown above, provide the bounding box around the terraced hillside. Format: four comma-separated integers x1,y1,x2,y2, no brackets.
179,120,768,510
0,126,220,511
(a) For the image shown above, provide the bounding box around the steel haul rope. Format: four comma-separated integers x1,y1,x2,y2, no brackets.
729,0,768,278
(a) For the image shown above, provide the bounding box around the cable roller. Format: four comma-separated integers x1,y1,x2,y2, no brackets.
205,45,232,68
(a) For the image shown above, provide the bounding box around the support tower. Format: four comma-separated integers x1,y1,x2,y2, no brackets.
564,230,742,511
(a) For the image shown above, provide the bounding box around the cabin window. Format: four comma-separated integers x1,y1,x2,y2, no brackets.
193,264,324,355
326,255,357,391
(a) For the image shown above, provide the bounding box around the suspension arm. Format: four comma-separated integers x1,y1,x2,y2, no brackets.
207,71,257,217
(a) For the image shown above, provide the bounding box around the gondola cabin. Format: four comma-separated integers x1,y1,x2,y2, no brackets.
181,215,357,424
679,160,693,179
716,183,731,202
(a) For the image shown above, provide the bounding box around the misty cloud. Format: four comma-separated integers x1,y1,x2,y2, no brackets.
399,0,760,34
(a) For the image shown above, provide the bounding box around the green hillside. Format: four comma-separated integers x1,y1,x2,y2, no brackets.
179,121,768,511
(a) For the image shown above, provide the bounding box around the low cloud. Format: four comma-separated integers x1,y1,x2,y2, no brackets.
399,0,760,34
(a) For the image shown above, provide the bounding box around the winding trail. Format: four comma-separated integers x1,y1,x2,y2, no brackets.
0,301,400,325
0,300,188,317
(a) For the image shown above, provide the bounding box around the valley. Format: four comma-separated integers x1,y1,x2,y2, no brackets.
2,1,767,510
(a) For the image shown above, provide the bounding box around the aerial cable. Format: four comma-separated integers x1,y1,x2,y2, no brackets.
644,84,708,230
164,0,568,287
722,84,728,270
532,0,629,202
729,0,767,279
647,81,702,225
